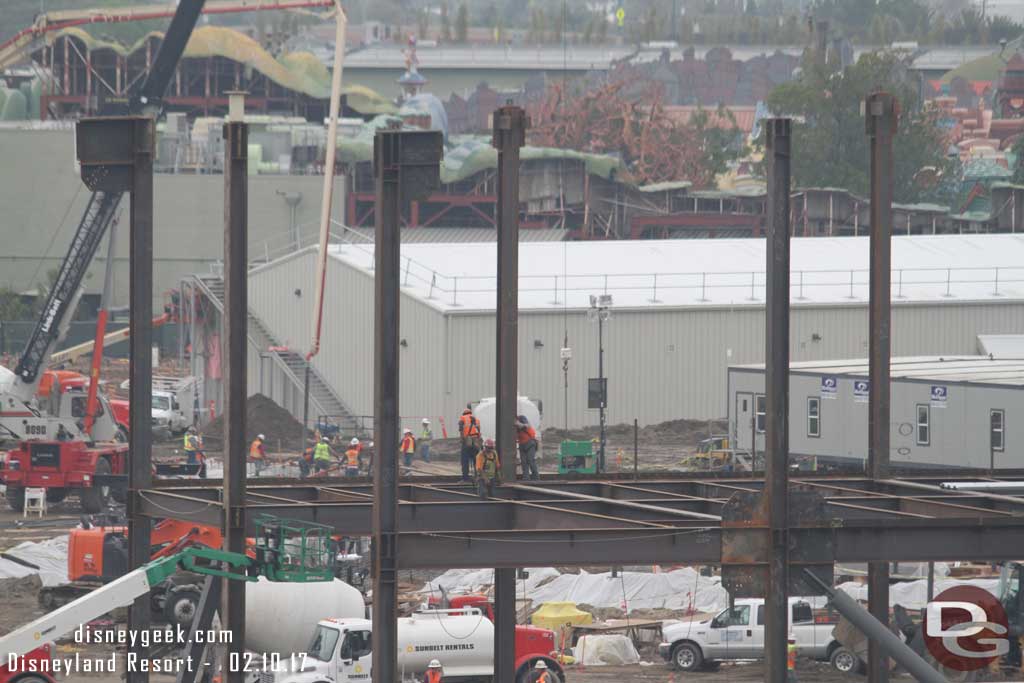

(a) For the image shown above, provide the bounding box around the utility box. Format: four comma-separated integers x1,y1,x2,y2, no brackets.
558,440,597,475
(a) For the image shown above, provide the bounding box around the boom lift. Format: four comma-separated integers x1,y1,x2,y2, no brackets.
0,516,334,681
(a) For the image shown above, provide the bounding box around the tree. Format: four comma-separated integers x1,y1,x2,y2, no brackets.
455,2,469,43
440,1,452,42
767,51,955,204
597,13,608,43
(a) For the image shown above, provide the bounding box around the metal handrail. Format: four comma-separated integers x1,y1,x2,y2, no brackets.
189,274,331,420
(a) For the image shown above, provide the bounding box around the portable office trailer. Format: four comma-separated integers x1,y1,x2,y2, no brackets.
728,357,1024,469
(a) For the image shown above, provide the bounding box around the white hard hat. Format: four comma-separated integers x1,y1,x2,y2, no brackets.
534,660,548,670
428,660,441,669
351,437,360,445
257,434,265,440
422,418,430,424
404,428,412,434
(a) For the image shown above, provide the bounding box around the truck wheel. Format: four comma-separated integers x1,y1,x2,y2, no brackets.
671,642,703,672
116,425,129,442
163,589,201,628
830,646,862,674
80,459,112,514
12,676,51,683
6,487,25,511
45,488,67,504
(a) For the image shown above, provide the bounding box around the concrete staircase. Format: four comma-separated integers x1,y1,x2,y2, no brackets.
192,273,362,437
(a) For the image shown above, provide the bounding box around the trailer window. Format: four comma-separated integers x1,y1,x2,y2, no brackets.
307,626,340,662
807,397,820,438
916,404,930,446
991,410,1005,452
755,395,766,433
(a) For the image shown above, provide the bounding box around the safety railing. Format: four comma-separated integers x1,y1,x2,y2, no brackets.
245,225,1024,306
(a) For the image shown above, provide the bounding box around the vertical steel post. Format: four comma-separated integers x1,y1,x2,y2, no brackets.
373,131,402,683
598,316,606,472
866,91,897,683
764,118,791,683
492,104,527,683
303,362,311,449
221,116,248,683
127,115,155,683
371,127,441,683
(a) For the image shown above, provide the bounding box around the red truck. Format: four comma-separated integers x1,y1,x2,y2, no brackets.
427,592,563,676
0,643,56,683
2,439,129,513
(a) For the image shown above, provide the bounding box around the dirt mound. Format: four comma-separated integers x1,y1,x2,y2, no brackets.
543,418,727,450
0,574,41,600
204,394,306,446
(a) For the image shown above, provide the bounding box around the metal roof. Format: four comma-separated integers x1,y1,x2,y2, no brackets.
733,356,1024,388
977,334,1024,357
345,227,567,243
326,233,1024,313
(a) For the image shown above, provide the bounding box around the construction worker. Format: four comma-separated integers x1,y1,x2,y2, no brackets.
184,426,201,465
526,660,552,683
787,633,798,682
249,433,267,477
400,428,416,468
458,406,481,482
475,438,501,500
298,444,314,478
313,436,332,475
516,415,540,480
419,418,433,462
423,660,443,683
344,439,362,477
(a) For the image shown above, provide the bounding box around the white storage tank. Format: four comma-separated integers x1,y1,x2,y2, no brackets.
246,578,365,656
396,611,495,679
473,396,542,444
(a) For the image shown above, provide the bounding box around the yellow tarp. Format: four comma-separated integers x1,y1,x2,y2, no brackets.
531,602,593,631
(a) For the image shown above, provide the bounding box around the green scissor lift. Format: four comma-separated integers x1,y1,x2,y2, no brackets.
558,439,599,475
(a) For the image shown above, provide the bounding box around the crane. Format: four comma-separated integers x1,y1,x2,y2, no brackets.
0,1,209,445
0,515,334,669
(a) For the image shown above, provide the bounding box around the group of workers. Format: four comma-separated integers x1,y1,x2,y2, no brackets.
423,658,553,683
458,404,540,500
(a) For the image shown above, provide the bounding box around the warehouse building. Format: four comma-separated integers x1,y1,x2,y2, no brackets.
728,356,1024,470
246,234,1024,431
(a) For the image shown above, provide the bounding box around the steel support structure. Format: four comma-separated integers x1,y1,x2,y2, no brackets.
221,118,248,683
866,91,897,683
492,104,528,683
763,118,791,683
76,116,156,683
371,128,442,683
127,117,155,683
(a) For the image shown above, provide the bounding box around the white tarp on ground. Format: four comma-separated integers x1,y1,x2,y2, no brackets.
421,567,727,614
573,635,641,666
837,577,1001,610
0,534,69,586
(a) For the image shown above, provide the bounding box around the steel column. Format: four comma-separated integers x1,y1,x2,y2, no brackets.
866,91,897,683
371,128,442,683
764,118,791,683
221,119,248,683
127,116,155,683
492,104,527,683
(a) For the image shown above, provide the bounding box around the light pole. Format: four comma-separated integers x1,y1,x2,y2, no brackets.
589,294,612,472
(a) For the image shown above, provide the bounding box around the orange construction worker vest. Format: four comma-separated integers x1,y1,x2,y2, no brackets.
425,670,442,683
787,642,797,670
461,414,480,437
249,439,264,459
345,448,359,467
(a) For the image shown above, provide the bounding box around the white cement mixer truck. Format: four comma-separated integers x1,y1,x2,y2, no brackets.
269,608,562,683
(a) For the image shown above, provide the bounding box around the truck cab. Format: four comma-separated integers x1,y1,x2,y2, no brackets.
659,597,840,672
151,390,188,435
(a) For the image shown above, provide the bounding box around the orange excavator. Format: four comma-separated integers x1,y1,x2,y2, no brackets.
37,516,253,626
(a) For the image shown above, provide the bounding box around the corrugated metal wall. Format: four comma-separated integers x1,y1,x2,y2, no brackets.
249,253,1024,430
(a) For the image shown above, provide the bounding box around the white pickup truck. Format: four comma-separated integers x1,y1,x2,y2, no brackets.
659,597,855,673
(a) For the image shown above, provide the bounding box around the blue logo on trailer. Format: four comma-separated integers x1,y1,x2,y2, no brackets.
853,380,870,402
821,376,838,399
931,385,948,407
